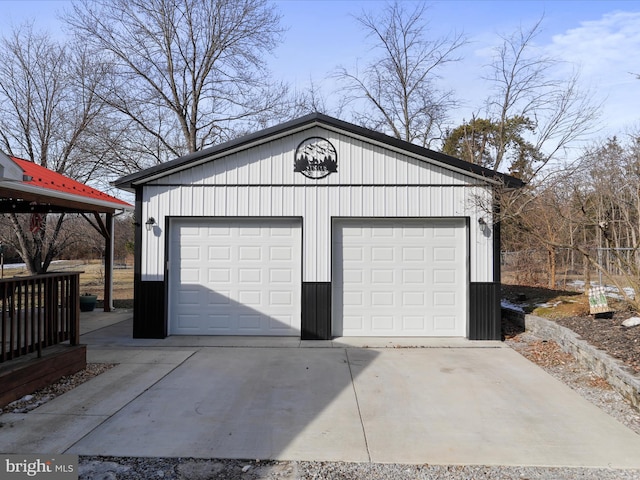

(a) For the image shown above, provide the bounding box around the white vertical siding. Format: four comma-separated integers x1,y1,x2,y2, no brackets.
140,126,498,284
141,184,494,283
148,127,481,187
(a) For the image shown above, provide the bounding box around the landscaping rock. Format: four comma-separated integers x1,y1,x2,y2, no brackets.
622,317,640,327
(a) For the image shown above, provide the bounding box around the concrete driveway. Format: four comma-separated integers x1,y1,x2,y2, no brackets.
1,311,640,468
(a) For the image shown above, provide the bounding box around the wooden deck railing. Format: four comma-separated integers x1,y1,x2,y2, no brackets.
0,272,81,363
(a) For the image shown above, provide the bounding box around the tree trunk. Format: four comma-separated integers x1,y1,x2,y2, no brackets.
548,247,556,289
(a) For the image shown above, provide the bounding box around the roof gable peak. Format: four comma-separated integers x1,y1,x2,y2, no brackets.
114,114,524,190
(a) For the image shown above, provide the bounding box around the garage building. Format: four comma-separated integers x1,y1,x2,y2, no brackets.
114,113,522,340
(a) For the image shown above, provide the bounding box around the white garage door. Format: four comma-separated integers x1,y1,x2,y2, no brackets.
333,219,467,337
169,218,301,335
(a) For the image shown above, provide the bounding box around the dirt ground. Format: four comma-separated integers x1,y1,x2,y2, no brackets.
502,284,640,374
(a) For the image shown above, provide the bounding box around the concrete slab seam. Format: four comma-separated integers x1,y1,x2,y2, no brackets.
62,349,200,454
344,349,371,463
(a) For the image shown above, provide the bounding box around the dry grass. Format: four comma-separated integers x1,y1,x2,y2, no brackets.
75,260,134,301
2,259,134,305
501,283,629,318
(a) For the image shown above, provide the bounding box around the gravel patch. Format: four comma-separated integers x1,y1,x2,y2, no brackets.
0,363,116,414
76,457,640,480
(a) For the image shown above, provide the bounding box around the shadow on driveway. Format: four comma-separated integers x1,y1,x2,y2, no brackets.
2,315,640,468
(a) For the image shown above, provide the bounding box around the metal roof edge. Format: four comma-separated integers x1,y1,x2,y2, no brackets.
113,113,322,190
113,113,525,190
0,181,133,211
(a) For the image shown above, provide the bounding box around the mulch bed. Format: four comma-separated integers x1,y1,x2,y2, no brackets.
501,284,640,375
553,313,640,374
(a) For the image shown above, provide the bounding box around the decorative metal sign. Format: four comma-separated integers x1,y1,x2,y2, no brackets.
294,137,337,179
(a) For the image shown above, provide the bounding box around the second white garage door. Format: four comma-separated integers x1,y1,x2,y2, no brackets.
169,218,301,336
333,218,467,337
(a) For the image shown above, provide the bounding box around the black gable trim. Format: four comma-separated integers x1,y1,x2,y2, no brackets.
113,113,524,190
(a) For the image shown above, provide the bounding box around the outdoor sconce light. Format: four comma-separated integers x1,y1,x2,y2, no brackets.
478,217,486,226
145,217,156,232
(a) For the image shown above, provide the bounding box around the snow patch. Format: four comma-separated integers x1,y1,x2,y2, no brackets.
501,300,524,312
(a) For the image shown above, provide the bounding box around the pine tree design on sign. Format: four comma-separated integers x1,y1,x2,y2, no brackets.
294,137,338,179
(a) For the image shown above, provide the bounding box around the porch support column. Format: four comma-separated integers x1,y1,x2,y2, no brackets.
103,212,113,312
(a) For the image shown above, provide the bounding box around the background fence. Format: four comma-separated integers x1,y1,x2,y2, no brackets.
501,247,639,289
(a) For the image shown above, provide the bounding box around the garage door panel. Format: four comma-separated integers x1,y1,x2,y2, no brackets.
434,316,456,331
180,268,200,283
181,246,201,260
209,269,231,283
402,247,424,261
181,226,201,236
333,219,467,337
434,291,456,306
240,227,260,236
372,316,394,330
269,269,292,283
208,291,231,305
238,314,261,330
371,269,394,284
270,246,294,260
269,314,295,329
177,290,200,306
402,292,425,306
343,247,363,261
170,218,301,336
268,290,291,305
209,246,230,260
176,314,200,329
371,247,394,261
344,316,363,330
343,269,363,284
434,269,456,284
403,270,424,283
238,246,261,260
208,314,231,329
238,290,261,306
344,291,363,306
433,247,456,262
402,227,425,237
434,227,456,237
403,316,425,330
270,226,294,236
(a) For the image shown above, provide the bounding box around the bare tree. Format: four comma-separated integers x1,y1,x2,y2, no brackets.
0,25,112,274
484,17,600,178
0,25,107,176
565,136,640,308
65,0,288,164
334,1,466,148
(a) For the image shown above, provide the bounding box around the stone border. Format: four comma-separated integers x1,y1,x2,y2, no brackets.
503,308,640,411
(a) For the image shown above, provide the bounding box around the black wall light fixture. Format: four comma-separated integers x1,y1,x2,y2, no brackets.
145,217,156,231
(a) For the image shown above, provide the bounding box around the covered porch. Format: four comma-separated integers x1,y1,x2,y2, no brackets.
0,152,132,407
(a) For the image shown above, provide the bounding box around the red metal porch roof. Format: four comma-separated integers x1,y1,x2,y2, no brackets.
11,157,131,209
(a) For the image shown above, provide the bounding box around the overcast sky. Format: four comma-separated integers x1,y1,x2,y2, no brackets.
1,0,639,146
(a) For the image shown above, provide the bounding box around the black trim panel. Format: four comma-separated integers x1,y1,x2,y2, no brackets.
301,282,331,340
469,282,501,340
133,280,167,338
